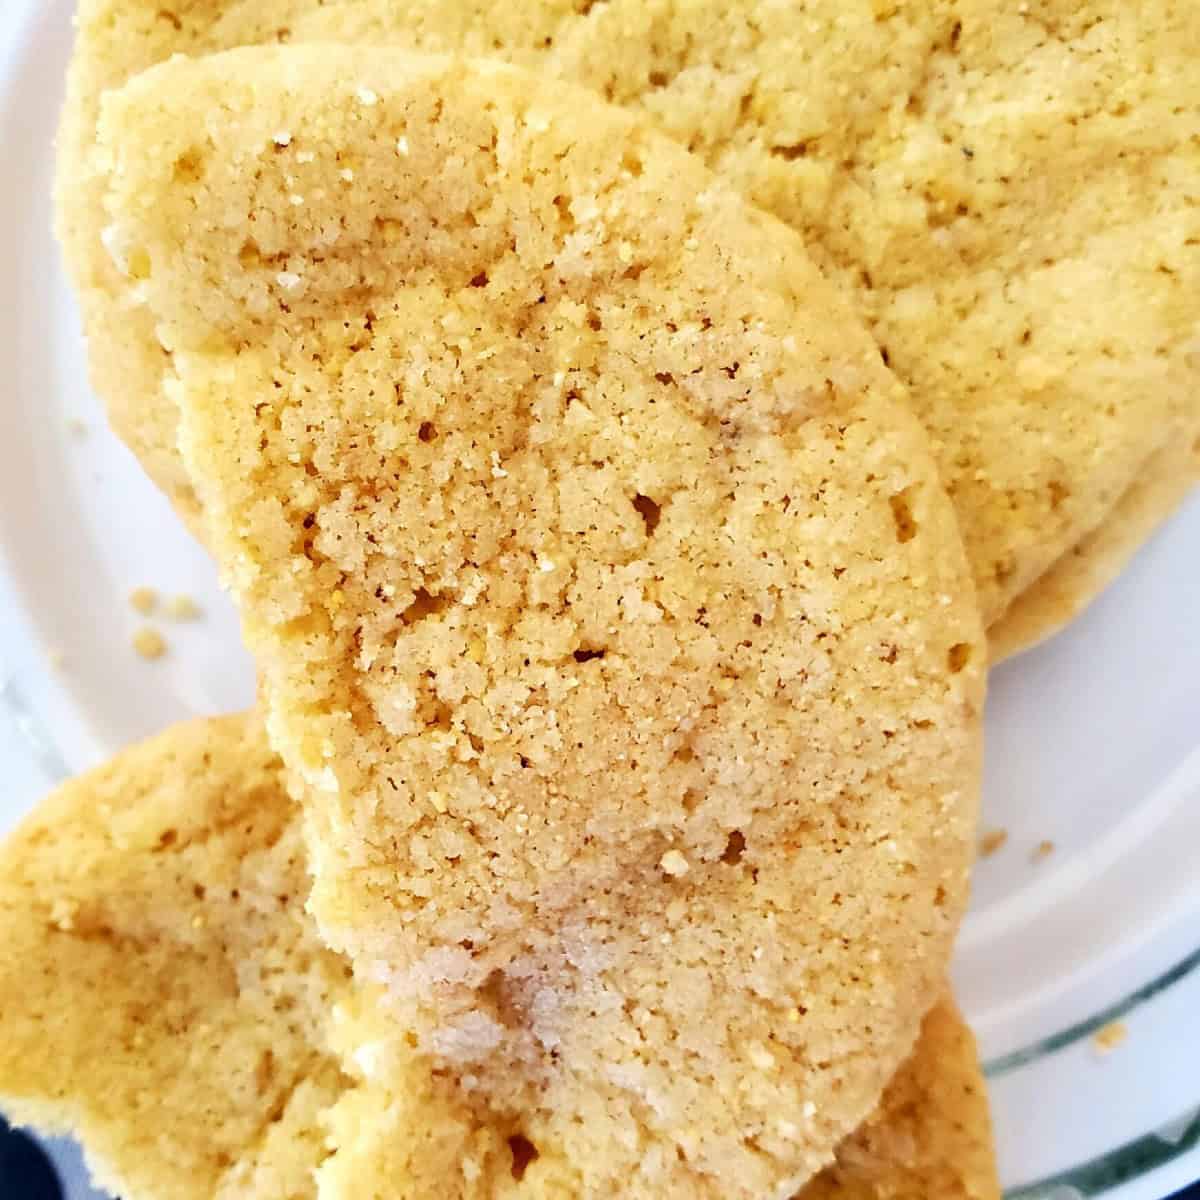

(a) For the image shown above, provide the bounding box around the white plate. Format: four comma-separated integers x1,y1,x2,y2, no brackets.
2,2,1198,1197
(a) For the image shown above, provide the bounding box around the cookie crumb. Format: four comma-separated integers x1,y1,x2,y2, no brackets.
132,627,167,660
129,586,158,615
659,849,690,877
978,829,1008,858
1093,1021,1127,1053
1032,840,1055,862
165,594,202,621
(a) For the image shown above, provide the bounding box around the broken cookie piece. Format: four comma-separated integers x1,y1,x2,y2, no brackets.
0,714,347,1200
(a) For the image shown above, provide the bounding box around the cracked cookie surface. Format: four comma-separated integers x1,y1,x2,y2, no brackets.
61,0,1200,641
99,48,983,1198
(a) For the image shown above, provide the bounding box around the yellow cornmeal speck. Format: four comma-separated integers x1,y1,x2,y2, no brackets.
1032,839,1055,862
659,850,690,877
191,914,206,930
978,829,1008,858
132,627,167,660
1093,1021,1127,1053
428,792,448,814
47,649,66,670
165,594,202,621
129,586,157,615
329,589,346,612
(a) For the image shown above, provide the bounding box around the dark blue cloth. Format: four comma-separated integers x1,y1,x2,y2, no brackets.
0,1119,62,1199
1,1115,1196,1200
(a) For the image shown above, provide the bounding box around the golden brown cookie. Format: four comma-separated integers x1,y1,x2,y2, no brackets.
55,0,949,535
97,47,984,1197
0,713,347,1200
990,430,1200,660
320,989,1000,1200
0,715,996,1200
60,0,1200,639
800,997,1000,1200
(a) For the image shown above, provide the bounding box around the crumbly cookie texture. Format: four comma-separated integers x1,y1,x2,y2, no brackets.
0,713,348,1200
989,429,1200,661
799,996,999,1200
320,990,999,1200
62,0,1200,635
56,0,948,536
819,0,1199,626
0,714,997,1200
99,48,983,1197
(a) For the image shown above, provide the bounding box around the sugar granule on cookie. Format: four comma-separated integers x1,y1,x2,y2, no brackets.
99,47,984,1198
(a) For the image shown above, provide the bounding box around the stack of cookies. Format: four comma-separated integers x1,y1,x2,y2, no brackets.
1,2,1195,1197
